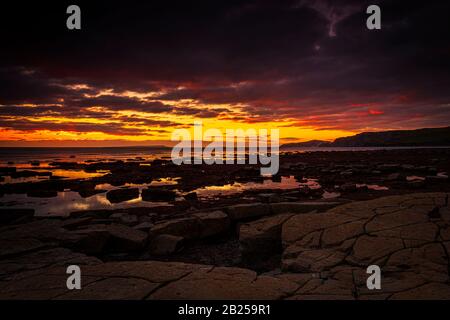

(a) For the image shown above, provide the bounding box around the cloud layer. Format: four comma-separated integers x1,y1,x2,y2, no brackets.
1,0,449,144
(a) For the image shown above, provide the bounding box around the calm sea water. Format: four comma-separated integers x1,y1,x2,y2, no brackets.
2,146,437,216
1,146,447,166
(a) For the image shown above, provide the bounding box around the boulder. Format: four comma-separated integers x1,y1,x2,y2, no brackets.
271,201,340,215
184,192,198,201
106,188,139,203
149,234,184,255
226,203,270,221
110,212,139,226
282,248,346,272
26,190,58,198
150,211,230,239
75,224,148,252
65,229,111,254
0,209,34,224
133,222,154,232
239,213,294,263
193,211,230,238
150,217,199,239
141,187,176,201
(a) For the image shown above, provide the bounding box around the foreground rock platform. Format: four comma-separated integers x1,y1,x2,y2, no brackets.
1,192,450,300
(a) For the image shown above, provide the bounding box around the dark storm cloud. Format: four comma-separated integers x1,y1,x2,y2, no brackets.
0,0,449,132
0,118,151,136
66,95,173,112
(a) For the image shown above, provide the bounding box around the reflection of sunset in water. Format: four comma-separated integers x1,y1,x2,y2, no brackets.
194,176,301,199
0,191,172,217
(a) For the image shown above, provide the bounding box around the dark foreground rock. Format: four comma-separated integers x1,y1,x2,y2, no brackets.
106,188,139,203
149,210,230,240
141,187,176,201
1,193,450,300
0,209,34,224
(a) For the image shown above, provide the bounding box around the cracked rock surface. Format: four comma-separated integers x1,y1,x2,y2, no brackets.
1,193,450,300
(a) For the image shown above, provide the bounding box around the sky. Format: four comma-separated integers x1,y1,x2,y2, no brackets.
0,0,449,147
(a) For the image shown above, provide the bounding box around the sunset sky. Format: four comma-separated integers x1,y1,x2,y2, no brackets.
1,0,449,147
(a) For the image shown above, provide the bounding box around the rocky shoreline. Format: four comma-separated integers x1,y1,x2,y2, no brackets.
1,149,450,299
1,192,450,299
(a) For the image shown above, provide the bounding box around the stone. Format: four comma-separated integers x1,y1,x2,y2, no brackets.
26,190,57,198
270,201,340,215
0,209,34,224
149,266,298,300
133,222,154,232
184,192,198,201
149,234,184,255
110,212,139,226
106,188,139,203
239,214,294,263
389,283,450,300
350,235,404,264
282,248,346,272
76,224,148,252
226,203,270,221
0,238,47,259
282,212,357,245
150,211,229,240
321,220,365,246
141,187,176,201
60,217,93,230
0,248,101,277
386,173,404,181
150,217,200,239
57,277,158,300
193,211,230,238
339,183,357,192
64,229,110,254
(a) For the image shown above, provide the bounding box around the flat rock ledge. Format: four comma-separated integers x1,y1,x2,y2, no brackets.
1,192,450,300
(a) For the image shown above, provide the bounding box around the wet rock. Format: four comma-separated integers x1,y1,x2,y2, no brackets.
0,248,101,277
149,266,298,300
386,173,405,181
26,190,57,198
133,222,154,232
408,180,425,189
226,203,270,221
60,217,93,230
0,220,67,244
70,209,113,219
349,235,404,264
184,192,198,201
11,170,52,178
193,211,230,238
141,187,176,201
321,220,365,246
150,211,229,239
339,183,357,192
150,217,199,239
0,209,34,224
78,188,106,198
75,224,148,252
61,229,110,254
149,234,184,255
106,188,139,203
426,175,448,182
258,193,283,203
239,213,294,264
0,238,47,259
271,201,340,215
390,283,450,300
377,164,400,172
110,212,139,226
282,248,346,272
